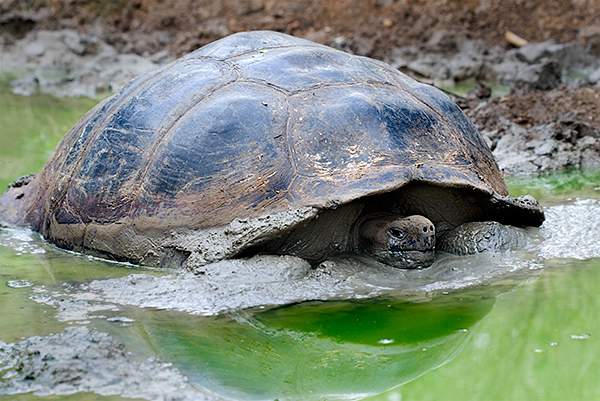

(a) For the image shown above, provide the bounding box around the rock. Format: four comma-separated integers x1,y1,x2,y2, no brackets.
589,67,600,83
23,41,45,57
234,0,265,16
0,8,49,40
0,327,212,400
446,52,486,81
62,29,90,55
468,82,492,99
374,0,395,7
386,36,600,90
331,35,374,56
332,35,347,48
479,119,600,175
510,58,562,95
516,40,565,64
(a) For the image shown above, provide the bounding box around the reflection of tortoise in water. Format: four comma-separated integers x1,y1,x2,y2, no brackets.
0,31,544,270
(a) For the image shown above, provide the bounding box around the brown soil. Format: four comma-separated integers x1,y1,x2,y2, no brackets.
466,86,600,133
2,0,600,58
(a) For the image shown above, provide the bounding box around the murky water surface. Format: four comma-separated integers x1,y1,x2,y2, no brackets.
1,91,599,400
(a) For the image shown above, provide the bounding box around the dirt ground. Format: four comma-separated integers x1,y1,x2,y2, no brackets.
4,0,599,114
465,86,600,133
2,0,600,58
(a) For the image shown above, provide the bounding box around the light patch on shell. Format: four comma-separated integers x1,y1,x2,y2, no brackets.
342,161,372,180
346,144,360,158
305,152,334,176
306,147,386,181
241,171,278,193
342,151,385,180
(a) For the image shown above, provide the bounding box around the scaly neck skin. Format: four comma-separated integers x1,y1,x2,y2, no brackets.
354,214,436,269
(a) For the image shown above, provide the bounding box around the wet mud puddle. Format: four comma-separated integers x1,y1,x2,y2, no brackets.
0,170,599,400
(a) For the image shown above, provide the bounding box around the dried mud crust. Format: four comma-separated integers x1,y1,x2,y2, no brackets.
2,0,600,58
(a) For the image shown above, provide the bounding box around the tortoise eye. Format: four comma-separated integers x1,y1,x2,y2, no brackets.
389,228,404,238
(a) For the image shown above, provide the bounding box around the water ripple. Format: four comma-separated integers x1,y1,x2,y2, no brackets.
539,199,600,260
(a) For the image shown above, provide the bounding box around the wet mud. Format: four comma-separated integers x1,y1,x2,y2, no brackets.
0,326,219,400
5,199,597,317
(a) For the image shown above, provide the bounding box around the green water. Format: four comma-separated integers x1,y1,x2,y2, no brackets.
0,89,99,190
1,90,599,400
372,260,600,401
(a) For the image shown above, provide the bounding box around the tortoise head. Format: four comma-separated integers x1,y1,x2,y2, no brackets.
355,214,436,269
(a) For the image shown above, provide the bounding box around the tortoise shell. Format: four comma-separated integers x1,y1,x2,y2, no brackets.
0,31,544,267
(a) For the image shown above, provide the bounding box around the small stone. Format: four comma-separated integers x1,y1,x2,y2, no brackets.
62,29,87,55
516,40,565,64
23,41,45,57
533,139,557,156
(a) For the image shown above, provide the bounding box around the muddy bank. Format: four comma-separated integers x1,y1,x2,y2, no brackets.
465,87,600,175
3,0,600,59
0,29,167,97
0,326,218,400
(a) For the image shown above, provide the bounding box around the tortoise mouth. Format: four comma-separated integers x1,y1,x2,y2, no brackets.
371,248,436,270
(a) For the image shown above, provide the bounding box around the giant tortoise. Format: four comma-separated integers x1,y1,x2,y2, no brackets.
0,31,544,270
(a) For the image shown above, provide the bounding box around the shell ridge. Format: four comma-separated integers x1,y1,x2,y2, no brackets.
282,91,299,198
221,44,327,62
237,77,292,95
290,80,395,96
